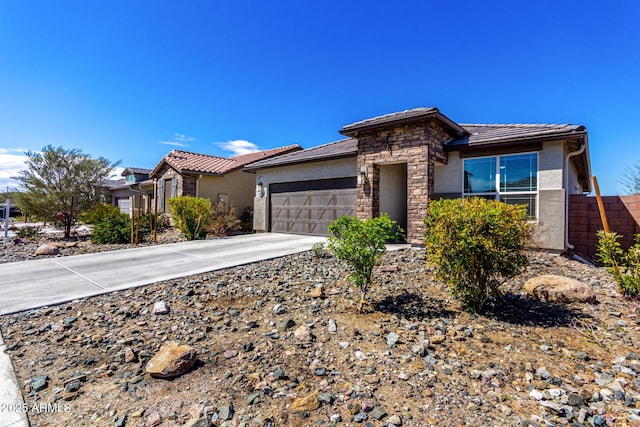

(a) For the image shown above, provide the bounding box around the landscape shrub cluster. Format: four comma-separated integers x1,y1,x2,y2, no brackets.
423,198,532,313
80,203,129,244
168,196,241,240
328,214,401,312
596,230,640,297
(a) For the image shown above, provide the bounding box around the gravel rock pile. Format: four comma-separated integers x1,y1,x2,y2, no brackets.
1,249,639,426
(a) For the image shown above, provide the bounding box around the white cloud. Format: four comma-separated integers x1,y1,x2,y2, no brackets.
217,140,261,156
157,133,196,148
109,167,125,179
0,149,29,191
158,141,187,147
173,133,195,143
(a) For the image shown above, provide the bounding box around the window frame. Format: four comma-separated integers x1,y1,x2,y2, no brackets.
462,151,539,219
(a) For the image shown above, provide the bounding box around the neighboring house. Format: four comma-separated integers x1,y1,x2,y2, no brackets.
245,107,591,251
105,167,153,215
149,146,302,214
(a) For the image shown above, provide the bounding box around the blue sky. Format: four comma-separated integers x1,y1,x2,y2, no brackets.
1,1,638,195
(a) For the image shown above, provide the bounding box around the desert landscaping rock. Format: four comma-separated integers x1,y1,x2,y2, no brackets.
524,274,597,303
153,300,169,314
34,243,60,256
144,341,198,379
1,249,639,426
290,391,320,412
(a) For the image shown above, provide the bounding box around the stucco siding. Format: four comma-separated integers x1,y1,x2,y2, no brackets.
538,141,564,190
434,151,462,195
198,170,256,212
379,163,407,231
535,189,566,251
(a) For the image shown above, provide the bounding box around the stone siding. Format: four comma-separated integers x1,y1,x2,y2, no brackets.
355,119,453,244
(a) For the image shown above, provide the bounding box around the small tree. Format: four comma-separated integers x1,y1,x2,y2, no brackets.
596,230,640,296
167,196,211,240
13,145,118,238
424,198,531,313
328,214,401,312
620,161,640,195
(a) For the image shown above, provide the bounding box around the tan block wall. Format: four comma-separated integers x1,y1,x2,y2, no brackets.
356,119,453,244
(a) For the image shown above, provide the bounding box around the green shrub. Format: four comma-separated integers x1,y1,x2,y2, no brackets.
80,203,122,224
92,211,131,244
167,196,211,240
424,198,532,313
328,214,401,312
596,230,640,297
210,201,241,237
311,241,328,258
16,225,41,240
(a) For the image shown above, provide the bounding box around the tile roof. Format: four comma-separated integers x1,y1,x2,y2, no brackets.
340,107,467,136
150,145,301,177
244,138,357,171
449,123,587,148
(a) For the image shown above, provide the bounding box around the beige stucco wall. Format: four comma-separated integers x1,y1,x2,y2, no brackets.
434,151,463,195
197,170,256,212
252,157,357,231
379,163,408,231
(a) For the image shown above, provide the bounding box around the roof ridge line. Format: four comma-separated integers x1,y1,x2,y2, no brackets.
459,123,570,127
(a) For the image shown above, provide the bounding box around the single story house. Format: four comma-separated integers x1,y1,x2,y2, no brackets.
245,107,591,251
106,167,153,215
149,145,301,214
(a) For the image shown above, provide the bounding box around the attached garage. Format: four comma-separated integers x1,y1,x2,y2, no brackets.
270,177,356,235
244,138,359,236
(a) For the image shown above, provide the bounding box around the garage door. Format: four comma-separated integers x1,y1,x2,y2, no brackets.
270,177,357,236
117,198,131,215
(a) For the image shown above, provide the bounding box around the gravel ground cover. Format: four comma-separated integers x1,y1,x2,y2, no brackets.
0,245,639,426
0,230,184,264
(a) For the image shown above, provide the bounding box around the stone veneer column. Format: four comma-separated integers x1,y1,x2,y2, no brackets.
355,119,451,244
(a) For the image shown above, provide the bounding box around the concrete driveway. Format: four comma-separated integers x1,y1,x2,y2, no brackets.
0,233,325,316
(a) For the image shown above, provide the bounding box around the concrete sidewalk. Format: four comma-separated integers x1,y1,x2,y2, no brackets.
0,233,324,426
0,233,325,316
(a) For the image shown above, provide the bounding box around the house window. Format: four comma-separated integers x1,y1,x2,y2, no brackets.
463,152,538,218
126,175,136,183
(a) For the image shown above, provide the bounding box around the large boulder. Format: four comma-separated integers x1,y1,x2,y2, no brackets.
35,244,60,256
524,275,596,303
145,341,198,379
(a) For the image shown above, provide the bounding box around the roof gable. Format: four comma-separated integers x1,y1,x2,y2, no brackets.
340,107,467,137
150,145,302,178
121,167,152,176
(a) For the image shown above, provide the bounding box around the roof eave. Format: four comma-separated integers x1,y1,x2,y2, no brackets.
446,130,588,152
244,152,358,171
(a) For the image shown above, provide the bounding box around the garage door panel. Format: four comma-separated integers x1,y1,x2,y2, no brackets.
270,188,356,236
